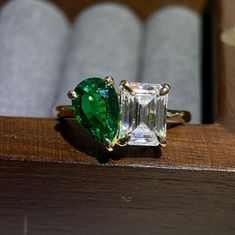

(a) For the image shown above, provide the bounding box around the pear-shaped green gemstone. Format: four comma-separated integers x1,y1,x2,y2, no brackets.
71,77,120,144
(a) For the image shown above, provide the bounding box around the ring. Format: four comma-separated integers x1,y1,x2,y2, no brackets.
55,76,191,151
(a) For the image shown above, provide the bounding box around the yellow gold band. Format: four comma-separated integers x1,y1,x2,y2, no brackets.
54,105,191,125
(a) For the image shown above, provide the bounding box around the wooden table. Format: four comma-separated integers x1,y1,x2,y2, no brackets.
0,0,234,234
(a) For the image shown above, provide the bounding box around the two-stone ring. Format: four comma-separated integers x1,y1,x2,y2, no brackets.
55,76,191,151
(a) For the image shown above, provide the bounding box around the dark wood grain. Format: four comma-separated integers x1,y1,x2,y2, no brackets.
0,0,234,170
0,117,235,172
0,0,235,234
0,160,234,235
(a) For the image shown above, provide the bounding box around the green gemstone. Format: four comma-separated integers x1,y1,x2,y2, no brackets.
71,77,120,144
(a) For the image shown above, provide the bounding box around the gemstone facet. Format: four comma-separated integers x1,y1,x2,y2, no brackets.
71,77,120,144
119,82,168,146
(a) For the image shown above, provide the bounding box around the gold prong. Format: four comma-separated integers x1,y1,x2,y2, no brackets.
104,76,114,87
119,80,134,94
160,84,170,96
117,135,131,147
54,105,74,118
67,90,78,100
157,136,167,147
105,139,114,152
167,110,191,124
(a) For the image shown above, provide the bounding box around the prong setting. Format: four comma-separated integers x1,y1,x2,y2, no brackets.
160,84,170,96
104,76,114,87
157,136,167,147
119,80,134,94
62,77,186,151
67,90,78,100
105,138,114,151
117,135,131,147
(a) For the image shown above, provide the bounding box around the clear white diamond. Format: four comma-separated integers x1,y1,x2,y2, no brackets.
119,82,168,146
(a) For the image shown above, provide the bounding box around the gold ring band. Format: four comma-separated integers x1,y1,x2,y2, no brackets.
55,76,191,151
55,105,191,125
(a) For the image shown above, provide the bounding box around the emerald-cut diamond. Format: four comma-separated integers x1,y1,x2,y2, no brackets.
119,82,168,146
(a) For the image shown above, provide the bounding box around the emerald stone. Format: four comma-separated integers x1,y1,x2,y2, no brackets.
71,77,119,144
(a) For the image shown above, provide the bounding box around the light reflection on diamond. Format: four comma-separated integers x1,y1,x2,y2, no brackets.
119,82,168,146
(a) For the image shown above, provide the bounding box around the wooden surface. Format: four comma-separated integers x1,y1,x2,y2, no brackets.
0,117,235,172
0,160,234,234
0,0,234,172
0,0,235,172
0,0,235,234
